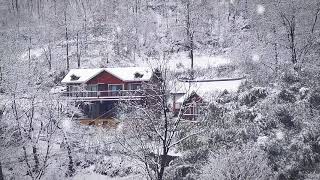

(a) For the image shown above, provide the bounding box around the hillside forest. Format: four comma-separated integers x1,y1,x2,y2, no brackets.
1,0,320,179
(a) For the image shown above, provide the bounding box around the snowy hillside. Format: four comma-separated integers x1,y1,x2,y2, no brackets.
1,1,320,180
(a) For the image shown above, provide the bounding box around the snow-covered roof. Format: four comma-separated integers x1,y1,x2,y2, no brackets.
106,67,152,82
172,79,243,94
61,67,152,84
171,78,244,103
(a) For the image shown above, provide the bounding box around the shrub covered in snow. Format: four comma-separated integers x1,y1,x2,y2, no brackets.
278,89,296,103
94,155,138,178
239,87,268,107
201,144,274,180
309,89,320,110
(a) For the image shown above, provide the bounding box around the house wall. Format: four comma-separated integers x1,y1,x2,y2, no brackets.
172,92,205,120
86,71,144,90
87,71,124,85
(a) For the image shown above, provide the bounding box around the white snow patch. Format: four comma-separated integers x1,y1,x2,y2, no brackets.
61,68,103,84
257,136,268,146
139,53,231,71
61,67,152,84
299,87,309,96
168,150,183,157
170,79,243,106
20,48,44,60
257,5,265,15
107,67,152,82
0,95,9,107
50,86,67,94
252,53,260,62
170,54,231,70
116,26,122,33
276,131,285,140
254,113,263,122
172,79,243,95
152,147,183,157
62,119,72,131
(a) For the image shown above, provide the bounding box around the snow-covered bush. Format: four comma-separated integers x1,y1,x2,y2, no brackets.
275,107,295,129
239,87,268,107
201,144,274,180
94,155,138,178
281,72,301,85
309,89,320,110
278,89,296,103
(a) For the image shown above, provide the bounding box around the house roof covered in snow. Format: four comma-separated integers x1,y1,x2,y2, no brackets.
171,78,244,103
61,67,152,84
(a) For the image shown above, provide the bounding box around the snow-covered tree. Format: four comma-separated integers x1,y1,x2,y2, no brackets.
115,66,206,180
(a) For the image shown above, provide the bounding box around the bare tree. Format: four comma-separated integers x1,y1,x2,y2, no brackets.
9,92,65,180
116,66,205,180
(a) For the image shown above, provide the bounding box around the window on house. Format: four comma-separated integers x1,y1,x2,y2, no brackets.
68,85,80,97
87,85,98,91
109,84,123,96
87,85,98,97
130,83,142,90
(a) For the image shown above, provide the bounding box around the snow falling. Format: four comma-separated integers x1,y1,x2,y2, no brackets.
1,1,320,180
257,4,266,15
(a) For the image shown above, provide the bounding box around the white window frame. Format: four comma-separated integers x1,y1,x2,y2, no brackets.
86,84,98,91
108,84,124,91
129,83,142,90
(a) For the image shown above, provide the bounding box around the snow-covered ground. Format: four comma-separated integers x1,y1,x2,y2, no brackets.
72,170,144,180
20,48,44,60
167,53,231,70
138,52,232,71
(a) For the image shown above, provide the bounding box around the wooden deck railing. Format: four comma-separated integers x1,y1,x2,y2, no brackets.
62,90,144,99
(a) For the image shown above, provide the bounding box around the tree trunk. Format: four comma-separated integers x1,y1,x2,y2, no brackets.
186,0,194,79
15,0,19,13
64,135,75,177
28,37,31,70
158,155,166,180
53,0,56,15
0,66,2,82
190,35,194,70
64,11,69,70
289,26,297,65
32,146,39,173
48,44,52,71
273,27,279,77
158,88,169,180
77,32,80,68
81,1,88,51
0,161,4,180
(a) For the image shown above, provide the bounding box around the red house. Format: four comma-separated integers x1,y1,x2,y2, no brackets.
61,67,244,123
61,67,152,121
